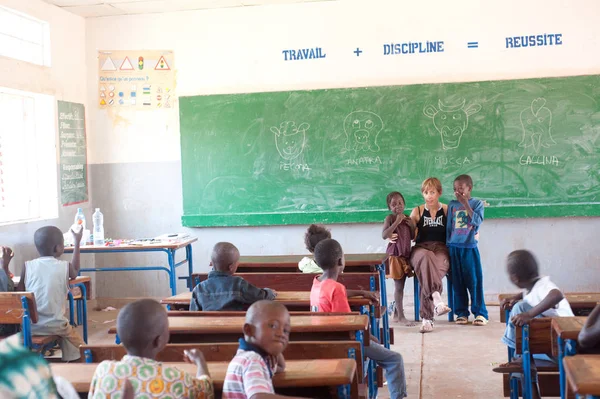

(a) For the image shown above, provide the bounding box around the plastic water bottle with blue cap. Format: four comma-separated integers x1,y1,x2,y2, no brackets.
93,208,105,246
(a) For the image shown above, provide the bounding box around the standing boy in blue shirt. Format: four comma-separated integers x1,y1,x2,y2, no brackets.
446,174,488,326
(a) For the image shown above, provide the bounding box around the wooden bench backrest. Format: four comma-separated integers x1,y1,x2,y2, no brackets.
515,318,553,356
192,272,379,292
167,311,360,317
499,293,600,322
80,341,364,381
0,292,38,324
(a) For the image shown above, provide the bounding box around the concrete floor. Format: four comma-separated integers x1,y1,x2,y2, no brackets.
77,304,508,399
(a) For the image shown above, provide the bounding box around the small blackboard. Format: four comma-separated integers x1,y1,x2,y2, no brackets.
57,100,88,206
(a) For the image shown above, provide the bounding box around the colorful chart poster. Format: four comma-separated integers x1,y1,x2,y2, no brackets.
57,100,88,206
98,50,175,110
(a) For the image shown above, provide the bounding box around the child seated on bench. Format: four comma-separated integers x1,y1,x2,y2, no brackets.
298,224,331,273
223,300,305,399
310,239,407,399
15,226,85,362
493,250,574,399
190,242,276,311
89,299,213,398
579,303,600,350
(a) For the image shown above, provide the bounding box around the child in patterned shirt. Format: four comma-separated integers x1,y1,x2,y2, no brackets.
222,300,305,399
89,299,214,399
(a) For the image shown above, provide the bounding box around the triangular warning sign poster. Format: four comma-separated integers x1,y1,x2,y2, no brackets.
154,56,170,70
101,56,117,71
120,56,134,70
100,99,106,105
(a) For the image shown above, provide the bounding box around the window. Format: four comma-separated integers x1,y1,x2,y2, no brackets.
0,6,51,66
0,87,57,225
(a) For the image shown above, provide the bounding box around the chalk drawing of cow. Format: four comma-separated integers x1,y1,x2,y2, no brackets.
424,99,481,150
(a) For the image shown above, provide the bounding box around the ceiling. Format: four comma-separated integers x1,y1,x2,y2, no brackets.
42,0,333,18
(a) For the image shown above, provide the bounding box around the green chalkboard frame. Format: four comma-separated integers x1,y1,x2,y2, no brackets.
180,75,600,227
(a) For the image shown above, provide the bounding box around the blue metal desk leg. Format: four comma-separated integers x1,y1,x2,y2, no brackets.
414,278,420,322
446,276,454,322
186,244,194,291
523,325,532,399
168,249,177,296
378,263,390,349
78,283,88,343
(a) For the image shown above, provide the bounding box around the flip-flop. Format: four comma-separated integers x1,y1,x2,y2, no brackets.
455,316,469,324
419,319,434,333
473,316,488,326
434,303,452,317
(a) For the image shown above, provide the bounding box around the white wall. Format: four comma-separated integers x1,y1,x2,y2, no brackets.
85,0,600,300
0,0,93,284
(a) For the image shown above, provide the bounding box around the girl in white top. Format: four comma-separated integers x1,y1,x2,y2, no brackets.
16,226,85,361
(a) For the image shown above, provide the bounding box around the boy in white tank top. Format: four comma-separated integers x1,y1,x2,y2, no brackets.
16,226,85,361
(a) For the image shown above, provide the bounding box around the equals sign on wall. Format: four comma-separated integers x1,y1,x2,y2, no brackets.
467,41,479,49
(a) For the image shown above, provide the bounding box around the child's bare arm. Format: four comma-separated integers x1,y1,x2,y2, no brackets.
511,289,564,326
16,264,26,291
382,214,402,239
346,289,379,303
275,353,286,373
501,293,524,310
579,304,600,350
183,349,211,378
69,228,83,279
1,247,13,275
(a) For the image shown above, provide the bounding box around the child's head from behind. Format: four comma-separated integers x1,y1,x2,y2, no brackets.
386,191,406,215
314,238,345,272
117,299,169,358
211,242,240,274
506,250,540,289
304,224,331,254
421,178,442,205
34,226,64,257
453,174,473,198
244,300,290,356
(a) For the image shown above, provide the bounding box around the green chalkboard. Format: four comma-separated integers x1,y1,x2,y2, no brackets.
57,100,88,206
180,75,600,227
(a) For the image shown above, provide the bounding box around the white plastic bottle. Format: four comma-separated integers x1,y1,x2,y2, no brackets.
93,208,105,246
74,208,86,230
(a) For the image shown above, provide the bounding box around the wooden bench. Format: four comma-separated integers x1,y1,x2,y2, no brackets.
80,341,365,383
167,310,360,317
499,293,600,323
500,318,564,398
52,359,359,398
108,314,371,346
0,292,60,352
161,290,393,346
563,355,600,398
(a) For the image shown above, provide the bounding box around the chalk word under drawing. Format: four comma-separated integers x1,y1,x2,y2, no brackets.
346,156,383,166
519,155,559,166
282,48,327,61
280,162,311,171
505,33,562,48
434,156,472,166
383,41,444,55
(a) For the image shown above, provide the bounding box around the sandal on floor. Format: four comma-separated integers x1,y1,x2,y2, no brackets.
419,319,434,333
434,303,452,317
455,316,469,325
492,360,523,373
473,316,488,326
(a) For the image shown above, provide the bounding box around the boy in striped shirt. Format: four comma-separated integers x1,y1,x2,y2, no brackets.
223,300,305,399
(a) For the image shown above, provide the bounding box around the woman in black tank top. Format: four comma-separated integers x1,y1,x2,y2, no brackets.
409,178,451,333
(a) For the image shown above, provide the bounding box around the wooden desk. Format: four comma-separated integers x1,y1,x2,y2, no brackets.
552,317,588,357
109,314,370,346
65,237,197,296
564,355,600,397
162,291,373,311
235,253,388,273
499,293,600,322
52,358,358,398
